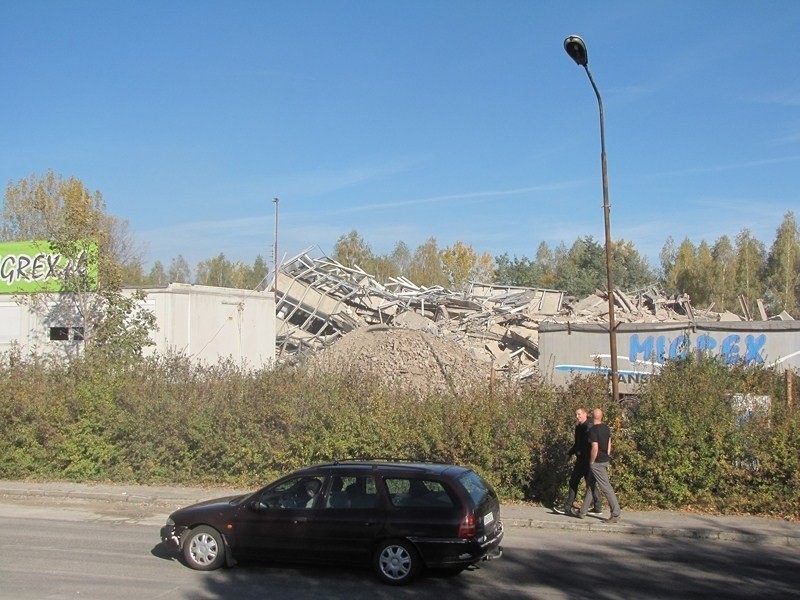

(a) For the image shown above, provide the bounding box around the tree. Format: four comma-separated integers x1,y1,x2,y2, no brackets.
493,253,536,287
332,230,374,270
555,237,607,297
168,255,191,283
693,241,715,308
195,253,234,287
250,255,269,290
734,229,766,313
147,261,168,286
764,212,800,316
612,240,656,291
408,238,448,288
2,170,145,274
1,170,155,360
473,251,494,283
440,241,478,290
659,236,677,284
370,254,398,283
711,235,736,312
534,242,557,288
389,241,412,276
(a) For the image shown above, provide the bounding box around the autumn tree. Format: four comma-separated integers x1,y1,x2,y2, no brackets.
764,212,800,316
440,241,478,290
408,237,448,288
1,170,155,359
534,242,557,288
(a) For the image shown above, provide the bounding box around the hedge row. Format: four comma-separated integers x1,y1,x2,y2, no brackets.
1,349,797,517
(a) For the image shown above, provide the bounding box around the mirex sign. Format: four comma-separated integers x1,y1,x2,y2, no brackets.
538,321,800,392
0,240,98,293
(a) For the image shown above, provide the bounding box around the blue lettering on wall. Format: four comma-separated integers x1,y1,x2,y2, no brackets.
744,335,766,364
629,333,768,366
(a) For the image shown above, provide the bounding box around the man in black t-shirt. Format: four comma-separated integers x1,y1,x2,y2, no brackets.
574,408,622,522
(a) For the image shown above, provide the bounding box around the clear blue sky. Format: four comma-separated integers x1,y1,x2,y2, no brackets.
2,1,799,274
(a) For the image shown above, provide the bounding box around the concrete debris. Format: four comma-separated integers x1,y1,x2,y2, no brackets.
274,249,778,386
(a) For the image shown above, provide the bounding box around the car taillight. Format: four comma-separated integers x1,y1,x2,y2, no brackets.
458,513,476,538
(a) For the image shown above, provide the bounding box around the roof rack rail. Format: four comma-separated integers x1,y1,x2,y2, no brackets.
333,456,446,465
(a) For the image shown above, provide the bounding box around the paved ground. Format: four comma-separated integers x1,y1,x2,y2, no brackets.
1,479,798,546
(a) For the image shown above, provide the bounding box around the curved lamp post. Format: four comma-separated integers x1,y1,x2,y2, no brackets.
563,35,620,403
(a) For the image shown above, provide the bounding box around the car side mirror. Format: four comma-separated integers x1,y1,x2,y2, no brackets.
249,500,264,513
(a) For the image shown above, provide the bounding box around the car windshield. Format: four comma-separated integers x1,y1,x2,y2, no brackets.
456,471,495,506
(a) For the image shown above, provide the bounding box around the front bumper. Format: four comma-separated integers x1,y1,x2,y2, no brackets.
160,524,186,549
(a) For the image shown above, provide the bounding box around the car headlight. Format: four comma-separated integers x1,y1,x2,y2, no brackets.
165,517,175,527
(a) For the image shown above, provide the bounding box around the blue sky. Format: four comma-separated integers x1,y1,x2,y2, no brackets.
2,1,799,274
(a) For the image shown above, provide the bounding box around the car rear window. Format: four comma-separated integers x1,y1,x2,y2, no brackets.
385,478,455,508
455,471,495,506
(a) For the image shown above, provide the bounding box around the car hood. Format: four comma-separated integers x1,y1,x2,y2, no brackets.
169,494,246,522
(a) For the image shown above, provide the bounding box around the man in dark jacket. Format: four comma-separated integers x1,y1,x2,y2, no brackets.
554,407,602,515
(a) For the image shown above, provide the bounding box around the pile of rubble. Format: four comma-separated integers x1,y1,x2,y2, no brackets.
273,249,754,387
307,325,489,396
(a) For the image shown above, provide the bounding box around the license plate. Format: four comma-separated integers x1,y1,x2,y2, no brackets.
484,511,494,526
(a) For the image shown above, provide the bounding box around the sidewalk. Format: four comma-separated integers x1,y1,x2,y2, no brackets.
1,480,798,546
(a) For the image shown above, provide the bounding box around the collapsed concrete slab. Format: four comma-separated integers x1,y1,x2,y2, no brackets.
273,249,782,385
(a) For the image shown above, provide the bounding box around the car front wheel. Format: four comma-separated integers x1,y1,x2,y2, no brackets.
374,539,421,585
183,526,225,571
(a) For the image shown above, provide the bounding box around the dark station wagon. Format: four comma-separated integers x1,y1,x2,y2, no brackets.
160,460,504,585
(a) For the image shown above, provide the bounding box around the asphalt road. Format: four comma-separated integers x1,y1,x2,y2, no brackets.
1,502,798,599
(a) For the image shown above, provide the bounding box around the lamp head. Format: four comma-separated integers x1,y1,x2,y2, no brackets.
564,35,588,67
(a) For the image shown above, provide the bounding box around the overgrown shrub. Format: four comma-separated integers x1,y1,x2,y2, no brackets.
0,348,797,517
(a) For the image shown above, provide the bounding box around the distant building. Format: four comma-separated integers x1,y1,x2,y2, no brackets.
0,283,276,368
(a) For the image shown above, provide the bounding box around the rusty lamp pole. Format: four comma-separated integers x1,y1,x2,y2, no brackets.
564,34,620,402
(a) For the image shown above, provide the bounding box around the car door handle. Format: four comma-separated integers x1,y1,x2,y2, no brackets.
293,517,308,524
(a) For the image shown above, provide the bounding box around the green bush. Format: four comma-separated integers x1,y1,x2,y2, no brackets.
0,349,797,518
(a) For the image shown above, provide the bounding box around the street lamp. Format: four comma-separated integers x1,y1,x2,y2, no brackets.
563,35,620,402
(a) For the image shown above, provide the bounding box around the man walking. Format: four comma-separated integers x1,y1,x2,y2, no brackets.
573,408,621,523
554,407,602,516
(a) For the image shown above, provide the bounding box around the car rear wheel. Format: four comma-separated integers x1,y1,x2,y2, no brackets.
374,539,420,585
183,526,225,571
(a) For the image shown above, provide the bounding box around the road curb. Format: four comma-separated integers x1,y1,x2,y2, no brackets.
502,516,799,546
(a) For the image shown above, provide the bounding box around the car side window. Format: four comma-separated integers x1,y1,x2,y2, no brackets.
385,478,455,508
323,475,378,509
257,476,324,509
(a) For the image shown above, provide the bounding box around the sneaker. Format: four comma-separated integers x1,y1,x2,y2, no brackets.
588,508,604,516
552,506,569,515
602,515,620,523
571,508,585,519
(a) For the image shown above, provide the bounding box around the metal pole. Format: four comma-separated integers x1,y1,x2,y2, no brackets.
583,65,620,403
272,197,279,292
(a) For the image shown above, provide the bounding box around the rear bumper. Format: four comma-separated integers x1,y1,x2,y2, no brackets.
411,520,504,568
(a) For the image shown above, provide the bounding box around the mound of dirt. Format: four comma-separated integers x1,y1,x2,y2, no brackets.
308,325,489,395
